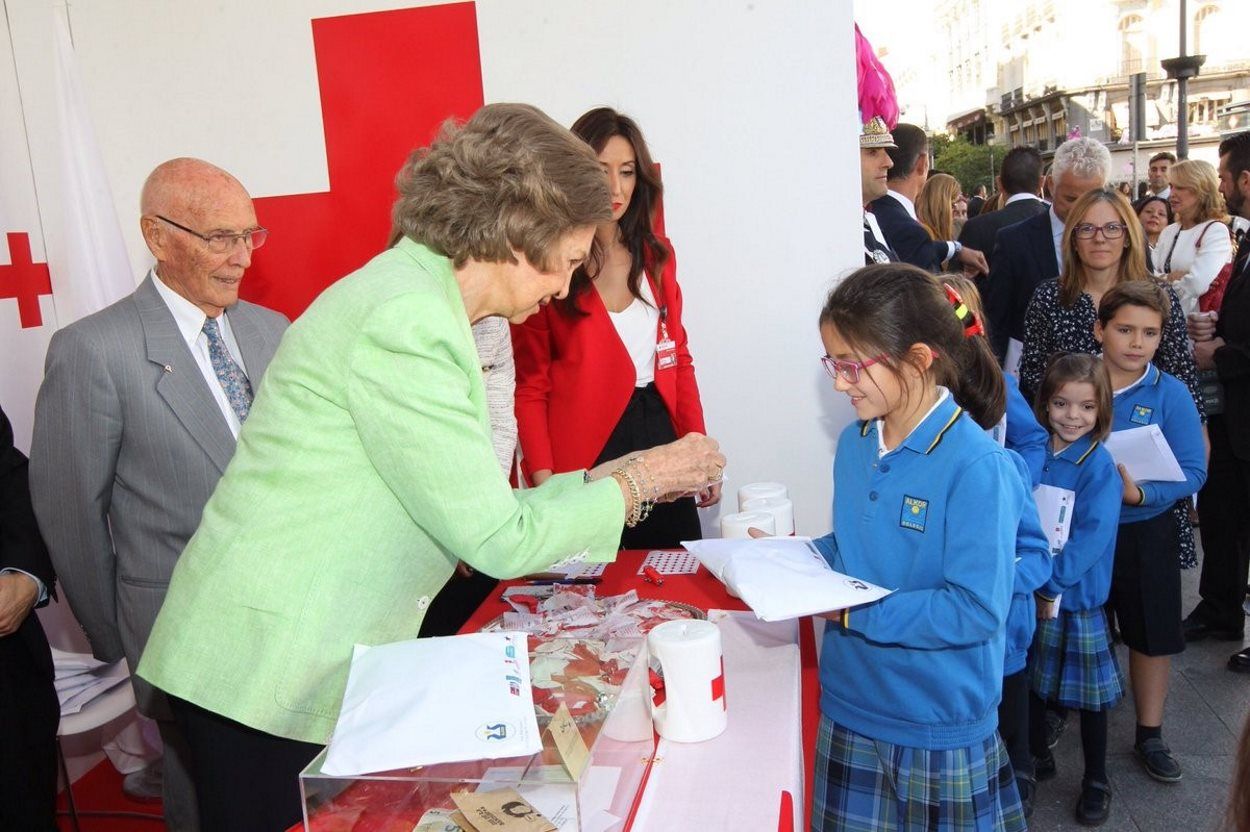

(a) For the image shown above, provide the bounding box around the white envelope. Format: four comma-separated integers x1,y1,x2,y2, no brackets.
1033,484,1076,557
1104,424,1186,482
682,537,892,622
322,632,541,777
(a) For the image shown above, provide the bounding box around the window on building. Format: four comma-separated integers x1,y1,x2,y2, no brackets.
1119,14,1144,76
1194,5,1227,60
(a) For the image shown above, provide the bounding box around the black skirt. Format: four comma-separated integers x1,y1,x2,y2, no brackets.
594,383,703,550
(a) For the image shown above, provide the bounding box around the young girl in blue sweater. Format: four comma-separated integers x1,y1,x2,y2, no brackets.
812,264,1027,832
1027,353,1124,826
941,275,1052,817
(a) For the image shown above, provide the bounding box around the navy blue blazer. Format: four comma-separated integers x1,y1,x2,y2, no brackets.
958,196,1047,274
984,209,1059,361
869,193,948,273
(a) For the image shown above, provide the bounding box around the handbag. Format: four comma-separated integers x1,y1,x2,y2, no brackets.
1196,221,1236,313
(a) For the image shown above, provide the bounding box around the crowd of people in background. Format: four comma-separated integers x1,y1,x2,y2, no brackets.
858,114,1250,830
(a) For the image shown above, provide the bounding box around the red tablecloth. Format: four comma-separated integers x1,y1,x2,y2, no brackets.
460,551,820,832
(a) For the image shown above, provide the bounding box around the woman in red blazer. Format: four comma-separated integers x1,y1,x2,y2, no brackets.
512,107,717,548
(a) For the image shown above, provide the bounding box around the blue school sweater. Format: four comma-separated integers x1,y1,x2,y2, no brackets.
1005,449,1052,675
813,393,1022,749
1037,434,1122,610
1111,364,1207,525
1005,374,1047,487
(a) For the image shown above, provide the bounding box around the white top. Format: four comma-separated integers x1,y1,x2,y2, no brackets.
607,276,661,387
1154,220,1233,316
470,317,518,476
151,269,249,437
1005,192,1041,206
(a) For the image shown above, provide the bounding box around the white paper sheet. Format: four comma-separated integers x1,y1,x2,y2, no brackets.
477,765,623,832
1104,424,1186,482
322,632,541,776
1033,484,1076,557
682,537,892,621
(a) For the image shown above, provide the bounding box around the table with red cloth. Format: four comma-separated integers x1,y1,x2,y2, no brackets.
291,550,820,832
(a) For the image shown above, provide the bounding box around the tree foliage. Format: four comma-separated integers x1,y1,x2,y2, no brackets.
931,135,997,195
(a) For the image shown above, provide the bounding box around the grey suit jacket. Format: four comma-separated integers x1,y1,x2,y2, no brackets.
30,275,287,713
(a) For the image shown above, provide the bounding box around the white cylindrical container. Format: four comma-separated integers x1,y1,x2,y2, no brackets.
741,496,795,536
737,482,788,511
719,511,776,539
646,619,727,743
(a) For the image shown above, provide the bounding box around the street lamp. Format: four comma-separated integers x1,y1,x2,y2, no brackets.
1161,0,1205,159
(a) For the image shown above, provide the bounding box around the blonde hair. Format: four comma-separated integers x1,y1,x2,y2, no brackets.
1169,159,1228,224
1058,188,1149,307
917,173,961,242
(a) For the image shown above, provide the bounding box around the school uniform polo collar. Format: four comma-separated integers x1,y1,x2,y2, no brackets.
860,388,963,456
1050,432,1100,466
1112,363,1160,397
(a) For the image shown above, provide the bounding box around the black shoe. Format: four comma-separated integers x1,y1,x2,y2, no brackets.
1034,750,1056,781
1182,616,1244,642
1045,709,1067,749
1075,779,1112,826
1228,647,1250,673
1016,773,1036,819
1135,737,1183,782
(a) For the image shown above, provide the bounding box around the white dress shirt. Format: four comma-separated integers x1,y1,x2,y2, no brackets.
885,190,958,261
1005,192,1041,207
1049,207,1066,273
151,269,249,438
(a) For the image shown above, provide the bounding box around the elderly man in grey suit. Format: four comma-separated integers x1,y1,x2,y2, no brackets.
30,158,288,830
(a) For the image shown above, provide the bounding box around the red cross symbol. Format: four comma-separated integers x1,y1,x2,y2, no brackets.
711,656,726,710
0,232,53,329
239,3,484,319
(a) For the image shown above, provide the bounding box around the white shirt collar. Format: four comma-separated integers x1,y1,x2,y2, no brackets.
1110,361,1152,396
884,188,917,220
1005,192,1040,206
877,387,951,457
150,269,219,348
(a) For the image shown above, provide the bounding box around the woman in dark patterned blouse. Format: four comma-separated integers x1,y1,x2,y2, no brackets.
1019,187,1205,567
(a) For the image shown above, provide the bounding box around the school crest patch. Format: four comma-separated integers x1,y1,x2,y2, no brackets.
1130,404,1153,425
900,495,928,532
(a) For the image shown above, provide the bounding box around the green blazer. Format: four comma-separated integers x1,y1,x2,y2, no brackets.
138,240,625,744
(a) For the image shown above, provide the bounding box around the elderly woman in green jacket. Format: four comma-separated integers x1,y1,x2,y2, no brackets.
137,103,724,832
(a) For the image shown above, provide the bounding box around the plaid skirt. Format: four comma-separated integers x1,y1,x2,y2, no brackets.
811,716,1026,832
1029,607,1125,710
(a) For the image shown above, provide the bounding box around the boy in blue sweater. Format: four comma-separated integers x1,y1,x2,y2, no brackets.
1097,281,1207,784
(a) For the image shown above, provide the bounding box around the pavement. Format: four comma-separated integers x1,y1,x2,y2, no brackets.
1029,543,1250,831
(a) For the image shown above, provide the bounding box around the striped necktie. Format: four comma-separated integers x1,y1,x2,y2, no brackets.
202,316,253,423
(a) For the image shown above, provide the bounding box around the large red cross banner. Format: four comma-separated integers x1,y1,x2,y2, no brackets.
242,2,484,319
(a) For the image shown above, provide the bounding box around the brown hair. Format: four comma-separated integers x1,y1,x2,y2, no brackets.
917,173,961,242
1033,353,1114,442
389,103,610,270
1096,279,1171,327
1057,188,1150,307
1169,159,1229,224
820,264,1005,429
560,107,668,315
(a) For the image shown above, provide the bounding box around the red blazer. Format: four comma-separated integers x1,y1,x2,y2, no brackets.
511,236,705,479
